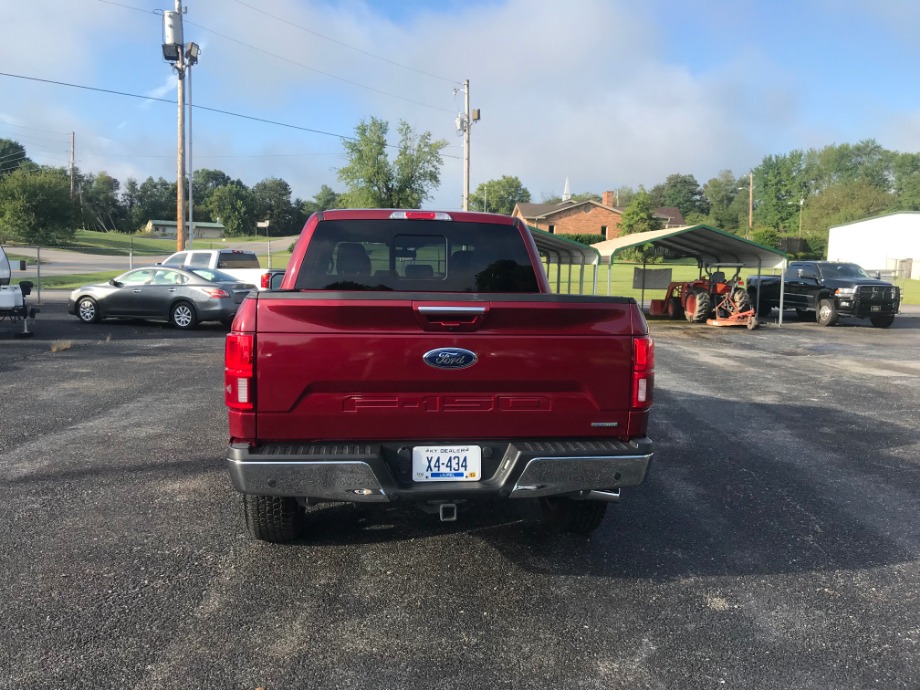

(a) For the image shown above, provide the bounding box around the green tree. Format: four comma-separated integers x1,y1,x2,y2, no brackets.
0,166,76,244
252,177,296,236
134,176,177,225
191,168,234,222
703,170,743,231
470,175,531,214
207,183,256,236
303,184,341,215
78,170,125,232
0,139,31,177
650,173,710,217
891,152,920,210
753,150,808,231
619,189,662,236
617,189,663,262
337,117,447,208
801,180,893,240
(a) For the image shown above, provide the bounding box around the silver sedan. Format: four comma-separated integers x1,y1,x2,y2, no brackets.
68,266,255,329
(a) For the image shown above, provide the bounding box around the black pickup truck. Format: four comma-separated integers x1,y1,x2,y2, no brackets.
746,261,900,328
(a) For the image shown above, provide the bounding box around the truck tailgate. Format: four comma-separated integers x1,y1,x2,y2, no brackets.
250,293,643,442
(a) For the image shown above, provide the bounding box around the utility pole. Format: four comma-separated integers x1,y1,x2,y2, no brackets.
177,37,186,252
162,1,187,252
70,132,75,198
457,80,480,211
748,172,753,230
463,80,470,211
186,43,199,249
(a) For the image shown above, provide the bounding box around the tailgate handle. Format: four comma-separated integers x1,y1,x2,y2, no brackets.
415,305,487,331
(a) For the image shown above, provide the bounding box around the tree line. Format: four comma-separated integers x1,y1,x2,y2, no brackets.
0,117,447,246
2,124,917,258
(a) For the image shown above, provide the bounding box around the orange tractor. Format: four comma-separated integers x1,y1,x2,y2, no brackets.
650,263,758,328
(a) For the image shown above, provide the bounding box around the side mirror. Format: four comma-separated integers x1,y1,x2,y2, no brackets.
874,271,881,280
109,279,123,288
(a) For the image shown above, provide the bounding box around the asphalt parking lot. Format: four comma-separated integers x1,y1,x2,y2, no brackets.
3,298,919,689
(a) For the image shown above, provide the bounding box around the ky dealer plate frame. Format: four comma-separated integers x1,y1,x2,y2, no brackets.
412,445,482,482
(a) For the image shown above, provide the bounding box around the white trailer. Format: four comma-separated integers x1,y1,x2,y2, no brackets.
0,246,37,337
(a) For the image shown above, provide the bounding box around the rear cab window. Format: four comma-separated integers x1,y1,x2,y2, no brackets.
188,252,214,267
216,251,260,269
293,219,540,293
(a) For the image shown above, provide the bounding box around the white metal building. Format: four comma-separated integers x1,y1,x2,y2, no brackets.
827,212,920,280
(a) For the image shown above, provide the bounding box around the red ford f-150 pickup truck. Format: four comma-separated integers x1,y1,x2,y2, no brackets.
225,209,654,542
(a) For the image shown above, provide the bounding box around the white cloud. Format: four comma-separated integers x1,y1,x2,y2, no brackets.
2,0,915,211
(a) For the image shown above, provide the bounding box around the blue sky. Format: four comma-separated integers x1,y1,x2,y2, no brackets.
2,0,919,210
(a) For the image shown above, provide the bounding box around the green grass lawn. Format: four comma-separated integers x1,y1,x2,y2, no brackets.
12,234,919,304
62,230,290,255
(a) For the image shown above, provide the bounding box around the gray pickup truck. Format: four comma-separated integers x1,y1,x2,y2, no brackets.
746,261,900,327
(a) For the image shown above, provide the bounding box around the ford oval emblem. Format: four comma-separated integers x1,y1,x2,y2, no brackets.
423,347,478,370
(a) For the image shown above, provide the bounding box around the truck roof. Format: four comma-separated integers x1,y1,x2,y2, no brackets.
319,209,517,225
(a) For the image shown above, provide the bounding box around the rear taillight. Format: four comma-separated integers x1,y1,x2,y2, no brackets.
631,337,654,409
225,333,254,410
261,272,271,289
202,288,230,299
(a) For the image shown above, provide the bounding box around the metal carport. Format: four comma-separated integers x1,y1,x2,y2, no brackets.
591,224,789,323
528,225,600,294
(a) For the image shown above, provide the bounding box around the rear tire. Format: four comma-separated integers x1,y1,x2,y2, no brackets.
747,289,771,317
732,288,752,312
242,495,305,543
169,301,198,330
539,497,608,534
870,314,895,328
685,288,710,323
816,298,838,326
667,296,683,320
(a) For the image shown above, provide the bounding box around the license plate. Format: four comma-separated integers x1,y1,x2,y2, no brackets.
871,305,881,312
412,445,481,482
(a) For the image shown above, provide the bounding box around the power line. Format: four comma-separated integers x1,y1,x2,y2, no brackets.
93,0,456,114
0,71,461,160
0,121,72,135
228,0,459,85
184,20,455,114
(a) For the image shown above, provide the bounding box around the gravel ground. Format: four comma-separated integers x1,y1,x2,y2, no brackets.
2,303,919,690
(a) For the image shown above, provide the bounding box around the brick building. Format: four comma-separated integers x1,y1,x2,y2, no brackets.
512,191,684,241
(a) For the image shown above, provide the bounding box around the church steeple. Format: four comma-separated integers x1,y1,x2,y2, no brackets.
562,177,571,202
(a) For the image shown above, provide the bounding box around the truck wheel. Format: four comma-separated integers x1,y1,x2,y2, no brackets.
169,301,198,330
76,297,101,324
748,290,770,317
242,495,305,543
732,288,752,312
870,314,895,328
685,288,710,323
666,296,683,320
539,497,608,534
816,299,838,326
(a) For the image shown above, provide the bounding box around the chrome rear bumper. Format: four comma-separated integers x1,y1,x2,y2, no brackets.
227,438,653,502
